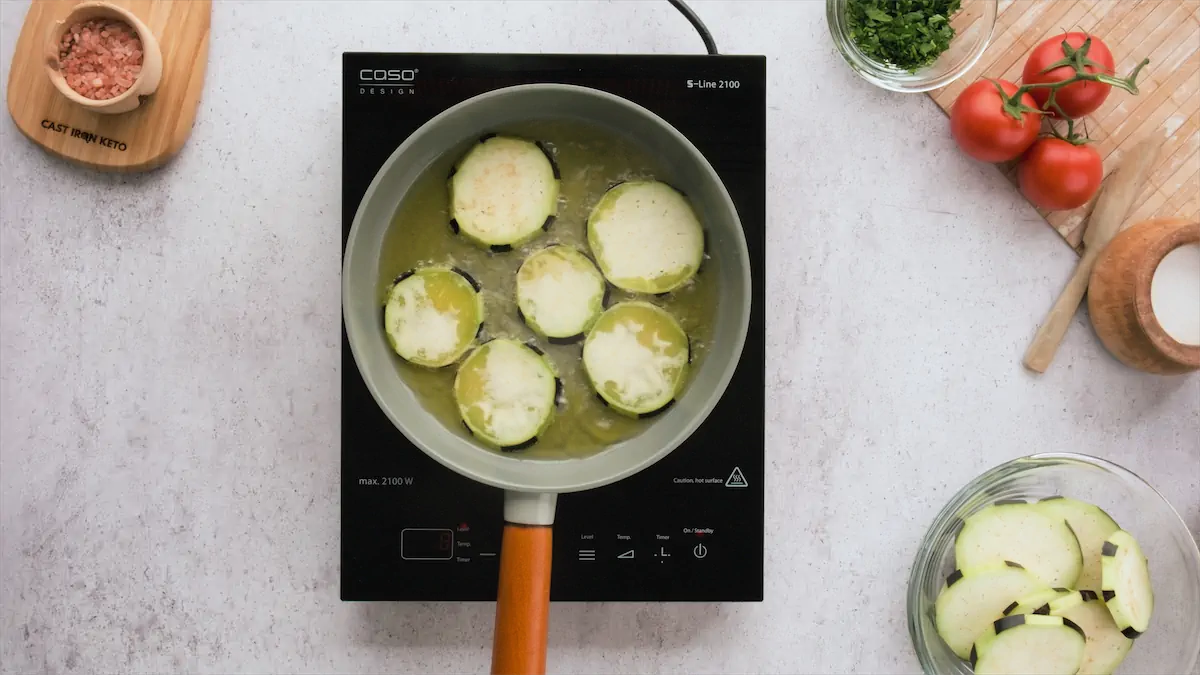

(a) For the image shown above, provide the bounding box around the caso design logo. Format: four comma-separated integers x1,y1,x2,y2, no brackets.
358,68,417,96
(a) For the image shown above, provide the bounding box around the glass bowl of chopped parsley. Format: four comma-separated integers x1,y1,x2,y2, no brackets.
827,0,997,93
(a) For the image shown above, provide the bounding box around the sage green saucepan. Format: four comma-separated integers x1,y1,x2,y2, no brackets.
342,84,750,675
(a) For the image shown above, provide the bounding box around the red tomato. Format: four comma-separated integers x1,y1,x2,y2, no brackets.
1018,138,1104,211
950,79,1042,163
1022,32,1115,119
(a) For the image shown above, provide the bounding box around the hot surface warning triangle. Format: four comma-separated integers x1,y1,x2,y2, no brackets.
725,466,748,488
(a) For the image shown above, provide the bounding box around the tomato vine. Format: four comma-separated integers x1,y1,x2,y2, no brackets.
990,36,1149,144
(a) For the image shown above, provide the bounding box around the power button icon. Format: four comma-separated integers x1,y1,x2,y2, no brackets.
693,543,708,559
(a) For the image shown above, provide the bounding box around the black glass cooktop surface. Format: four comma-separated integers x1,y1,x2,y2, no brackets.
341,53,765,602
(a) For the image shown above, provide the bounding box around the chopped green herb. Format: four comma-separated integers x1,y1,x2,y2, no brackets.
846,0,963,72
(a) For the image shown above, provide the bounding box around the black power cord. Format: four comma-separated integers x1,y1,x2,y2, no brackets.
668,0,719,55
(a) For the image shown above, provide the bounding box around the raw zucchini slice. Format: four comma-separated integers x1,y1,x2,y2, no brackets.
955,501,1083,588
1035,496,1121,591
586,181,704,294
582,301,689,418
448,135,559,251
515,245,606,343
970,614,1086,675
1100,530,1154,638
383,266,484,368
454,339,558,450
1001,587,1072,617
1049,591,1133,675
934,562,1048,659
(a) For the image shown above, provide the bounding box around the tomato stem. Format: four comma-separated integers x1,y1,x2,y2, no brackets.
990,78,1046,122
1047,118,1092,146
995,34,1152,133
1013,57,1149,99
1094,58,1149,95
1043,90,1069,120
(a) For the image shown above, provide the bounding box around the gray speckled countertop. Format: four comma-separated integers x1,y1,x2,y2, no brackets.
1,1,1197,673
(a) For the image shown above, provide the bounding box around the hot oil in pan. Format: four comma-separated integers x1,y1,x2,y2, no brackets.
376,119,718,459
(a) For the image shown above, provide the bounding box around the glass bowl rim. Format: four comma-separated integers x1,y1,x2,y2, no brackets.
825,0,999,93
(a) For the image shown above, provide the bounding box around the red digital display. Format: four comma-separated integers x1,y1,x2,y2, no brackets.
401,528,454,561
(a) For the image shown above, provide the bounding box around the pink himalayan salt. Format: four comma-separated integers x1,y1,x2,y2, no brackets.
57,18,143,101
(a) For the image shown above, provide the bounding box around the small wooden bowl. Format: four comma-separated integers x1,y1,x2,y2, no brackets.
43,1,163,115
1089,217,1200,375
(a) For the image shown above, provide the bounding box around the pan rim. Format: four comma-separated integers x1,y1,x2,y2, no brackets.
343,82,752,494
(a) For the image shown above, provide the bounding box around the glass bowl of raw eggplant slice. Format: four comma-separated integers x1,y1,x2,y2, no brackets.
907,453,1200,675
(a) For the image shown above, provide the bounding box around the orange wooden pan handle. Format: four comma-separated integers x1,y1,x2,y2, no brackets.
491,523,553,675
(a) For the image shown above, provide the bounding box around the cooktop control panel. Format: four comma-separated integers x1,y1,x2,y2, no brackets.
420,525,724,569
340,413,763,601
341,53,765,602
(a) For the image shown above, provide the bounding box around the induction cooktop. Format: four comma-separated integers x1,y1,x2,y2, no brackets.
341,53,765,601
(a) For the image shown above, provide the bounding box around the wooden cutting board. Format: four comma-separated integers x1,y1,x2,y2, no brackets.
6,0,211,172
930,0,1200,251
